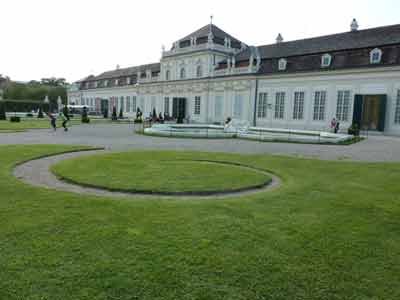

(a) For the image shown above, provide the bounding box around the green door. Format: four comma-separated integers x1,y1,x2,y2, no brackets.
352,94,363,128
377,95,387,132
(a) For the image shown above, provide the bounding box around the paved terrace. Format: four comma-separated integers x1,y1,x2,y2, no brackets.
1,124,399,162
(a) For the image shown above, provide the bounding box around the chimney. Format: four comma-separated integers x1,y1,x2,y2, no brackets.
276,33,283,44
351,18,359,32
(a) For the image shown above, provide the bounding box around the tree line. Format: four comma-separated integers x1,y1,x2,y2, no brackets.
0,75,68,105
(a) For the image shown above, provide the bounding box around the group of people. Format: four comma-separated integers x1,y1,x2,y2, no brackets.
46,108,70,132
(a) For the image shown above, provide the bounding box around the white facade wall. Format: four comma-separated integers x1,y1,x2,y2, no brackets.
256,66,400,134
69,66,400,135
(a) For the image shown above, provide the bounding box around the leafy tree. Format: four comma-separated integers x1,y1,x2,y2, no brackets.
103,108,108,119
119,107,123,119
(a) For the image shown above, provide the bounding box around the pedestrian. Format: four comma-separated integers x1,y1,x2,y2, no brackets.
59,110,69,131
47,112,57,131
335,121,340,134
330,118,337,133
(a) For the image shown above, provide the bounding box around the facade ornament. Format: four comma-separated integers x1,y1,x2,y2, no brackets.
276,33,284,44
208,31,214,44
193,36,197,45
351,18,359,31
224,37,228,47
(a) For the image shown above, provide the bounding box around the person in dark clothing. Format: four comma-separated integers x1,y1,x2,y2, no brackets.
59,111,69,131
47,112,57,131
334,122,340,134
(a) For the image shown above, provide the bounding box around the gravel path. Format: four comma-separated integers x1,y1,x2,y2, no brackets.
1,124,400,161
13,150,281,199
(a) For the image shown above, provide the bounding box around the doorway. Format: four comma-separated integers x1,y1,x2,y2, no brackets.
172,98,186,123
353,94,387,132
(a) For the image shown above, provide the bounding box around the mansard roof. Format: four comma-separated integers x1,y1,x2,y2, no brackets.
235,24,400,61
175,24,244,49
89,63,160,81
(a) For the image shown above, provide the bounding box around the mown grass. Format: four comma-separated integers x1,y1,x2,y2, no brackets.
0,118,132,132
1,145,400,299
51,152,272,193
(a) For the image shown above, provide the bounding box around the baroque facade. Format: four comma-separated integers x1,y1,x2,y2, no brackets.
68,20,400,134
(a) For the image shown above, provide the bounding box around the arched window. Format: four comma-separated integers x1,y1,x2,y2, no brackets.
165,70,170,81
180,68,186,79
370,48,382,64
196,65,203,78
278,58,287,71
321,54,332,68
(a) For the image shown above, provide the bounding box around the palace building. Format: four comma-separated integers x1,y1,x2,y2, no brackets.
68,19,400,134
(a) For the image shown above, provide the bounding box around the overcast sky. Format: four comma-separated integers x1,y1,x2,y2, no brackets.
1,0,399,82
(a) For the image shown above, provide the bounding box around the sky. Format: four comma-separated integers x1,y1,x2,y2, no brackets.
1,0,399,83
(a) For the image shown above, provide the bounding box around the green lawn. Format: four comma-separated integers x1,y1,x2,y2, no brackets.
51,152,272,194
1,145,400,299
0,118,131,132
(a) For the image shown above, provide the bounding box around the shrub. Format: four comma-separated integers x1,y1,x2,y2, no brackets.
26,113,34,117
348,123,360,136
10,116,21,122
0,102,6,120
134,118,143,123
37,107,44,118
119,108,123,119
103,109,108,119
81,107,90,123
111,106,117,121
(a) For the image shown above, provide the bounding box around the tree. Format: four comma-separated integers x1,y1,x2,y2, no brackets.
152,108,157,120
103,108,108,119
40,77,67,87
119,107,123,119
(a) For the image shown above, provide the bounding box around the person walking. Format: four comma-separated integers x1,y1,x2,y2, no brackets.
47,112,57,131
59,110,69,131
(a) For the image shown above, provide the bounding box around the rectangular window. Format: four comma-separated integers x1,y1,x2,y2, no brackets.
126,96,131,112
395,90,400,124
275,92,285,119
120,96,124,112
215,95,223,119
140,97,145,112
132,96,136,113
257,93,268,118
234,94,243,118
313,91,327,121
194,96,201,115
151,96,156,111
293,91,305,120
164,97,170,115
336,90,351,122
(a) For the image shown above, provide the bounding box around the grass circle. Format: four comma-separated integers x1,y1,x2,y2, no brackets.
51,152,272,195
